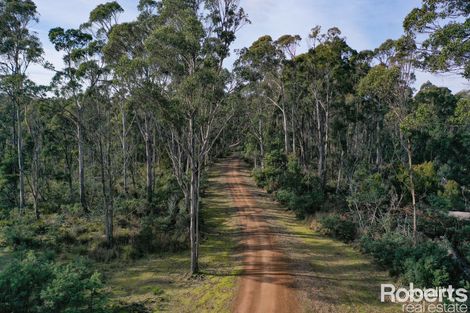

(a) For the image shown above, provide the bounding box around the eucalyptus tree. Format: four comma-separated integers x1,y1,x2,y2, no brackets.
48,1,123,222
358,37,419,244
357,65,398,166
104,7,161,206
74,1,124,245
144,0,248,274
24,83,47,219
282,52,315,171
235,35,289,154
48,28,93,212
278,34,302,155
404,0,470,78
304,27,356,189
0,0,43,212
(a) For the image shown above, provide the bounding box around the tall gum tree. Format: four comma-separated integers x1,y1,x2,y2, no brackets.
49,28,93,213
0,0,43,213
305,27,356,189
404,0,470,78
145,0,248,274
83,1,124,246
104,5,161,207
235,35,290,155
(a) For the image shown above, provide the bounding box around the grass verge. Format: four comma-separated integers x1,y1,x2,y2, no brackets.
103,161,241,313
238,159,400,313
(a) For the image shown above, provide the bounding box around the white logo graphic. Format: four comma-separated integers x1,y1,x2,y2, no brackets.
381,283,469,313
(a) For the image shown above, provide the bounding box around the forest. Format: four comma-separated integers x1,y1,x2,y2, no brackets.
0,0,469,312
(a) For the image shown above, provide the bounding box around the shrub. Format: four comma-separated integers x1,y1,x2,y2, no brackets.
289,194,315,219
319,215,357,242
0,252,109,313
262,150,287,193
360,234,463,288
275,189,295,206
0,252,52,313
89,240,120,262
429,179,464,211
254,153,324,218
252,168,266,188
115,199,147,216
129,213,189,258
402,243,455,287
3,218,42,250
40,260,108,313
360,233,413,277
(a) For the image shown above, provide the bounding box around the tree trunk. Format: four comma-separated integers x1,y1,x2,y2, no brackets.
31,129,40,220
258,119,264,168
77,107,87,212
145,133,153,205
336,150,344,193
64,140,74,202
106,143,114,247
195,163,200,261
291,104,296,156
315,100,326,188
99,117,113,247
282,107,289,154
375,119,381,167
406,137,417,245
189,116,199,274
16,101,25,212
121,110,128,195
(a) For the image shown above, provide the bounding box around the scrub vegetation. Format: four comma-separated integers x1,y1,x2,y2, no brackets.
0,0,469,312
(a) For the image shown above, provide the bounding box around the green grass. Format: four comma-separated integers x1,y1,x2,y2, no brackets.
0,158,401,313
103,162,241,313
236,159,400,313
279,217,399,313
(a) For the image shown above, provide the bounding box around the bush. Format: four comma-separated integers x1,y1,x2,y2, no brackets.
402,243,455,287
289,194,314,219
319,214,357,242
115,199,147,216
360,233,413,276
255,154,324,218
129,213,189,258
0,252,52,312
0,252,109,313
40,261,108,313
429,179,464,211
2,216,45,250
262,150,287,193
360,233,463,288
252,168,266,188
89,240,120,262
275,189,295,206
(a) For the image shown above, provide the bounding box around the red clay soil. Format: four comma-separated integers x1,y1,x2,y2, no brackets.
227,158,300,313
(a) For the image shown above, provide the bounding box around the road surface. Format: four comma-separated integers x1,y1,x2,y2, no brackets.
225,158,300,313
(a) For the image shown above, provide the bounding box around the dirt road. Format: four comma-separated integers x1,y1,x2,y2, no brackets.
225,158,300,313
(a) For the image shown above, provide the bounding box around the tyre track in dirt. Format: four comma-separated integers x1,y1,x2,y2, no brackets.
225,157,300,313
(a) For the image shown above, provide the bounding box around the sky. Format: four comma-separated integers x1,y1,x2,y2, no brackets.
28,0,469,93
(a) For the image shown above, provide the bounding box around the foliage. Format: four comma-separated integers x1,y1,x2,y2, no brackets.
129,212,189,259
404,0,470,78
346,167,390,231
0,0,468,296
360,234,464,288
0,251,109,313
318,214,357,242
254,152,324,217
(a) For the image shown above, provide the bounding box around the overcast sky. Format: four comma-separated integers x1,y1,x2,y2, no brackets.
28,0,469,93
